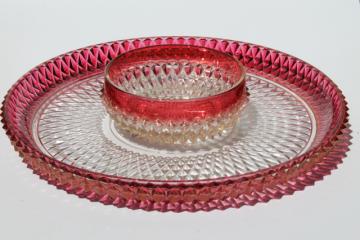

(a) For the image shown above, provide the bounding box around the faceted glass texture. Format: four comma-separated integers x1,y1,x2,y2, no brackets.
104,45,247,144
1,37,351,212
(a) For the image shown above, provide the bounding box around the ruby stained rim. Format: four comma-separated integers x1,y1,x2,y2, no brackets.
104,45,246,122
105,44,246,101
1,36,350,190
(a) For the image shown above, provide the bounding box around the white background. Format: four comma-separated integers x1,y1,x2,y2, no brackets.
0,0,359,239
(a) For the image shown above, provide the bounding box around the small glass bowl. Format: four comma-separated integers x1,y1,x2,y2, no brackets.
103,45,247,144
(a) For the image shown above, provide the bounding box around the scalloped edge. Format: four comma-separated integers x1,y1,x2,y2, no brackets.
1,36,351,212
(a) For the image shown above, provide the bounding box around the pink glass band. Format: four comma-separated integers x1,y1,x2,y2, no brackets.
104,45,246,122
1,37,351,212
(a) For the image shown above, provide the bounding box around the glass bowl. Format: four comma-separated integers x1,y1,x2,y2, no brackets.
103,45,247,144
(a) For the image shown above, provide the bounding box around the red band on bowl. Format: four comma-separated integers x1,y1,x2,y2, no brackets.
104,45,246,122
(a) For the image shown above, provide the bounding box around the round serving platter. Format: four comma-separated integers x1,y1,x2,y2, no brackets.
1,37,351,212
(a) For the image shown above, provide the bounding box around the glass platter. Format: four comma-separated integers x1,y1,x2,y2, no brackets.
1,37,351,212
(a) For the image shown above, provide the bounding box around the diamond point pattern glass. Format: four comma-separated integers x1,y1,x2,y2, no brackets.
1,37,351,212
104,45,247,145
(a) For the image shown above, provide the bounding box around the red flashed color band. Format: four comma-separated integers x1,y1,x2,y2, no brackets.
104,45,246,121
1,37,351,212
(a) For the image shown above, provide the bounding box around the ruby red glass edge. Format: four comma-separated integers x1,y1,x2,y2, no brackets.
104,45,246,121
1,37,351,212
